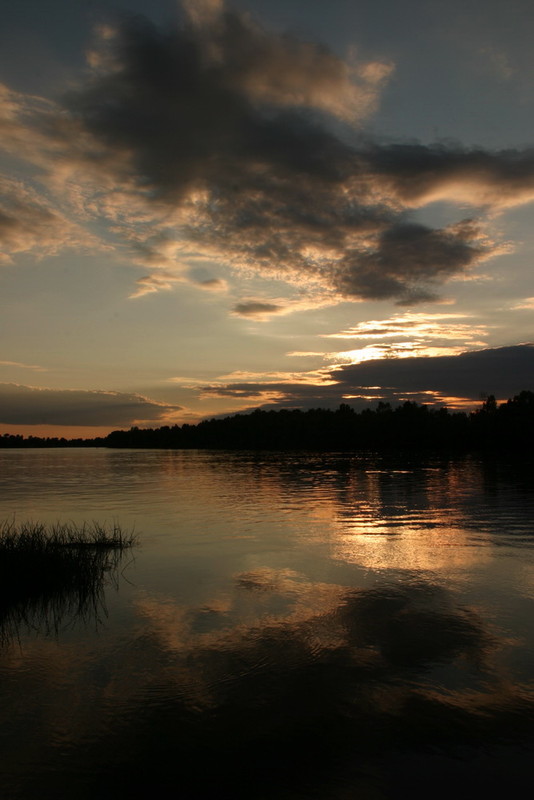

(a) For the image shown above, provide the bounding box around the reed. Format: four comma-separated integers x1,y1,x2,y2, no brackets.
0,520,136,644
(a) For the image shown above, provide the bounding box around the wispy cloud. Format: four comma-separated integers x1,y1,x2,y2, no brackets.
214,368,336,385
128,269,186,299
196,277,228,291
510,297,534,310
0,361,47,373
0,177,94,264
322,312,489,343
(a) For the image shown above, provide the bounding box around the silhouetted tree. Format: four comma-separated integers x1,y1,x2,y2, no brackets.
3,392,534,452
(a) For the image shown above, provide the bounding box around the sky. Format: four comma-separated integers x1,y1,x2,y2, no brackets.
1,0,533,437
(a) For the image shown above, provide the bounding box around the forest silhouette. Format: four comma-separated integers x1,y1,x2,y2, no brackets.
1,391,533,451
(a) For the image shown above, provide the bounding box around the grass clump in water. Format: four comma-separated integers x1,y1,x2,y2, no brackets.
0,520,137,643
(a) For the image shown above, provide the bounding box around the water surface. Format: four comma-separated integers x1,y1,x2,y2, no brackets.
1,449,533,798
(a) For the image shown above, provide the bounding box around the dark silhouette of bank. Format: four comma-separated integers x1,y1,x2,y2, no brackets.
2,391,534,452
103,390,534,452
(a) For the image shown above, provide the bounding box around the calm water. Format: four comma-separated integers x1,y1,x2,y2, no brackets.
1,448,534,799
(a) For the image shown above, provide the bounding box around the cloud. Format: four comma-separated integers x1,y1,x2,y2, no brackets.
178,0,392,123
214,367,336,385
333,219,491,303
286,351,326,358
1,3,534,305
128,269,185,299
65,9,379,198
0,360,46,371
130,267,228,299
331,343,534,400
196,277,227,291
477,45,515,81
322,311,490,348
511,296,534,310
0,384,181,427
286,312,491,368
200,344,534,409
232,301,284,319
365,142,534,210
231,294,336,319
0,177,92,263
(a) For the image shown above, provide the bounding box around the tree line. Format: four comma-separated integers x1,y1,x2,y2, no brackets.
2,391,533,451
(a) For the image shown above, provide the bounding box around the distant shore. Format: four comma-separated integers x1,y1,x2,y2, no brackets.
1,392,533,452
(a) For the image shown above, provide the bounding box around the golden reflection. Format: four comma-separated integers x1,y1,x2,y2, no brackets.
146,453,509,581
329,522,491,572
295,485,493,572
323,464,492,572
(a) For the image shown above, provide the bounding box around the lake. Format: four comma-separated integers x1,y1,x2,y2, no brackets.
1,448,533,799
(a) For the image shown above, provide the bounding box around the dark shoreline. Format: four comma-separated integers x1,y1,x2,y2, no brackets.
1,391,533,452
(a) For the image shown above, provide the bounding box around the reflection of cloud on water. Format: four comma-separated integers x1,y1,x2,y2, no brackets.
94,576,533,797
133,569,501,722
3,567,534,798
135,567,347,669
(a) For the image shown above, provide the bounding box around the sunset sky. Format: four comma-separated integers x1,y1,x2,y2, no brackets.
1,0,533,437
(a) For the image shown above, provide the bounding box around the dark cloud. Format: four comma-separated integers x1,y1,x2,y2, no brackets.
334,220,485,303
332,343,534,399
232,300,283,317
3,3,534,301
202,344,534,408
197,277,226,289
68,11,361,200
201,379,360,408
0,384,180,427
58,6,509,303
365,142,534,208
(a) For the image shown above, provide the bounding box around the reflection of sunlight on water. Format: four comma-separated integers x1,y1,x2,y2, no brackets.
286,458,534,579
330,522,491,573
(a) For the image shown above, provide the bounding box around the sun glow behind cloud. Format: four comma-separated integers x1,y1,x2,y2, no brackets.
316,311,490,365
329,343,467,365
